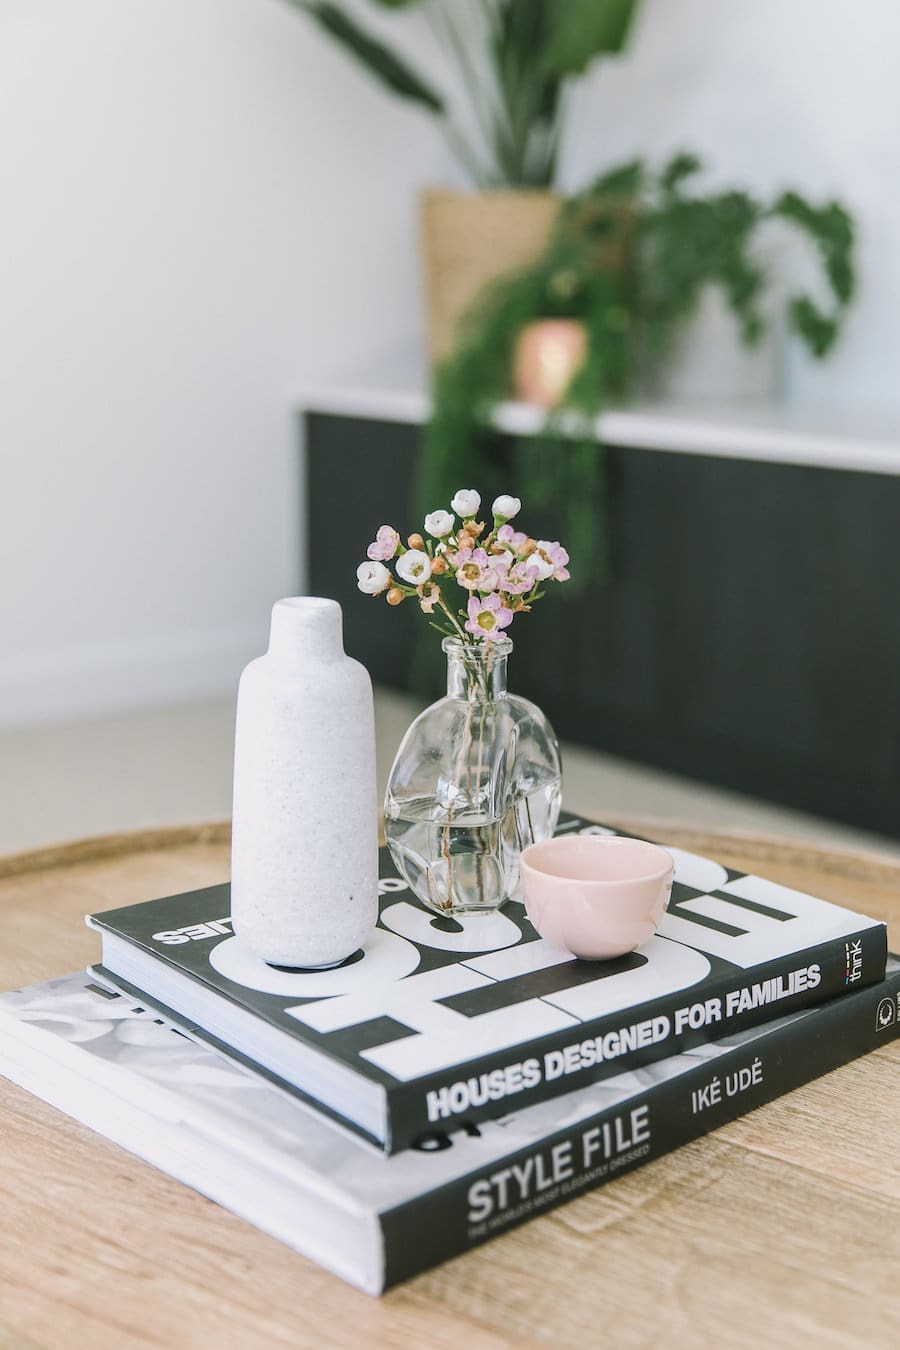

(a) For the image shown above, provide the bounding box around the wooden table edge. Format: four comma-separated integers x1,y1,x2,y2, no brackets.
1,816,898,886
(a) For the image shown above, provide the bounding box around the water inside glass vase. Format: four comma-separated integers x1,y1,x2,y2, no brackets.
384,637,562,915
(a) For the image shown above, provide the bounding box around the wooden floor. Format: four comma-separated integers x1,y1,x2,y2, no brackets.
0,823,898,1349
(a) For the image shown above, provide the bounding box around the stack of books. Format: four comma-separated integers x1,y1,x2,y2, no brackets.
0,815,897,1295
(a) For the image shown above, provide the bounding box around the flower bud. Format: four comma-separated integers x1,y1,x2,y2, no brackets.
407,533,424,551
386,587,404,606
451,488,481,518
468,520,485,538
521,538,538,556
492,494,521,521
431,555,448,575
424,510,455,539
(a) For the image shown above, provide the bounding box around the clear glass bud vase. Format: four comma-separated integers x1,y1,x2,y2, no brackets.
384,637,562,916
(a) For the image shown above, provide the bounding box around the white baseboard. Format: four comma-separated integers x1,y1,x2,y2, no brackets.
0,624,267,727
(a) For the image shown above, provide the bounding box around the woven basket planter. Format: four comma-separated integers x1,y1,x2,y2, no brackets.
420,188,560,362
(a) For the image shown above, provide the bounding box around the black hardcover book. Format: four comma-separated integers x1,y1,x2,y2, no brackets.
1,963,898,1293
85,815,888,1153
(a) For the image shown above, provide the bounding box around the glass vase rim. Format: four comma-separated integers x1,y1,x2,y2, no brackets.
441,635,513,661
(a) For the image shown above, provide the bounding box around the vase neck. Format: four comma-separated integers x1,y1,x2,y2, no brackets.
267,597,344,666
443,637,510,701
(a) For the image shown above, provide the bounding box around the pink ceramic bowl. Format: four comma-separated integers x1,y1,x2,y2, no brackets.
520,835,674,960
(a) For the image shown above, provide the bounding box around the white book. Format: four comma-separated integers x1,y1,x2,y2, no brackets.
1,966,897,1293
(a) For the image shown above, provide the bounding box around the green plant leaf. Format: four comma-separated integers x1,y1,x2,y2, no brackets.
588,158,645,199
660,151,701,193
545,0,641,77
488,0,562,185
773,191,855,305
292,2,444,113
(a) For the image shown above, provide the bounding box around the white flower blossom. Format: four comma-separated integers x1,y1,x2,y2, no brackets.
492,494,521,521
395,549,431,585
356,560,391,595
531,540,562,581
451,488,481,518
424,509,455,538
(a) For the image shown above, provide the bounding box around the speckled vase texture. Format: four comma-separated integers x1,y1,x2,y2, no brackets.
230,597,379,968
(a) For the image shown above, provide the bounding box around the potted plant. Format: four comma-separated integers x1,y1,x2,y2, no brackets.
286,0,642,356
418,154,856,579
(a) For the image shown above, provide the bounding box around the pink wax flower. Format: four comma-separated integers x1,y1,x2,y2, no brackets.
418,582,441,614
501,561,540,595
497,524,527,552
367,525,400,562
489,550,512,577
356,487,570,645
533,540,570,582
454,546,497,592
465,593,513,640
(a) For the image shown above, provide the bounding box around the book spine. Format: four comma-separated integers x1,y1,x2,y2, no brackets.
387,920,887,1152
380,966,900,1286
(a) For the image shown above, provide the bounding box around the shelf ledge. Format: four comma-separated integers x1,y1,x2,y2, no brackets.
295,383,900,477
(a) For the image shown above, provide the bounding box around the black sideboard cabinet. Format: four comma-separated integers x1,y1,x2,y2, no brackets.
305,410,900,840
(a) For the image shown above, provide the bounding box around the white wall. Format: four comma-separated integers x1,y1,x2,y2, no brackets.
0,0,451,725
1,0,897,726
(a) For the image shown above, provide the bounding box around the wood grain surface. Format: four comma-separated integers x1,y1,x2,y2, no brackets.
0,821,897,1350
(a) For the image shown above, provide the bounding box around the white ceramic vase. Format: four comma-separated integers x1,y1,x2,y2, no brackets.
230,597,378,968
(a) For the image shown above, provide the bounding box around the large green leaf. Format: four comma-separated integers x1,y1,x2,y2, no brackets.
546,0,641,77
292,2,444,113
490,0,561,183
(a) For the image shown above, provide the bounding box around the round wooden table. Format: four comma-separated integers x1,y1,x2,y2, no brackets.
1,822,898,1350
